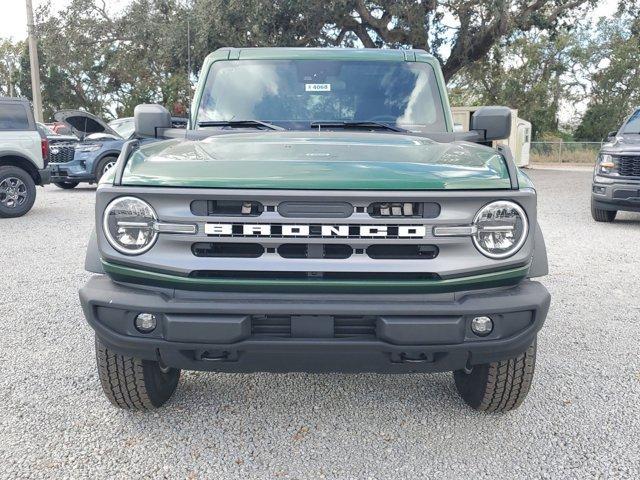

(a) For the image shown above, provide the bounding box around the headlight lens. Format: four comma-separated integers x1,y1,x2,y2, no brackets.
75,143,102,152
596,154,617,175
103,197,158,255
473,201,528,259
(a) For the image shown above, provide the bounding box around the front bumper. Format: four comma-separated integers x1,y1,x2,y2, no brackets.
80,276,550,374
49,162,95,183
592,176,640,212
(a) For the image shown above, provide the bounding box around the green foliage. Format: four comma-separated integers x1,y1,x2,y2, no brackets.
4,0,627,134
574,16,640,140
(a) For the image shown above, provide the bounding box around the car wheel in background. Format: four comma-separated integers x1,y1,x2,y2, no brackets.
95,336,180,410
95,156,118,183
453,339,536,412
0,166,37,218
591,200,617,222
53,181,80,190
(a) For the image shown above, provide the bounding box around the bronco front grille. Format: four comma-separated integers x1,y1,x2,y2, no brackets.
49,144,76,163
616,155,640,177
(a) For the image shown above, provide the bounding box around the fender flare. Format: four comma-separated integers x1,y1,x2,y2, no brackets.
85,228,105,274
528,223,549,278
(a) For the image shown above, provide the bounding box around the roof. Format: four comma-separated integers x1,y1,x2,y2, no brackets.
205,47,437,64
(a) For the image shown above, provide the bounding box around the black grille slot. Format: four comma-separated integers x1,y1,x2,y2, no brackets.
616,156,640,177
191,200,264,216
334,316,376,337
278,201,353,218
250,315,375,338
612,189,640,200
49,144,76,163
189,270,440,280
367,244,439,260
251,315,291,336
277,244,352,259
192,242,264,258
368,202,440,218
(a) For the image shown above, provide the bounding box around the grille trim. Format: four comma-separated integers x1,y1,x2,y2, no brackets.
49,143,76,163
616,155,640,177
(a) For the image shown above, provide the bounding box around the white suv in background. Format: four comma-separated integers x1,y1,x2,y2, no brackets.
0,97,50,218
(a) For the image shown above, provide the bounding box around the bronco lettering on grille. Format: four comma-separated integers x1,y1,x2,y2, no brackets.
204,223,427,238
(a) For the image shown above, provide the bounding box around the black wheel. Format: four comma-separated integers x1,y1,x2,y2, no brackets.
591,200,617,222
53,181,79,190
453,340,536,412
95,336,180,410
95,156,118,183
0,165,37,218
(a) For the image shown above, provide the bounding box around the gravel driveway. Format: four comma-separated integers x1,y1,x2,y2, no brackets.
1,169,639,479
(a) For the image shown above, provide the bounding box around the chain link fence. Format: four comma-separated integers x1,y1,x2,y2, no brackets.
530,141,603,164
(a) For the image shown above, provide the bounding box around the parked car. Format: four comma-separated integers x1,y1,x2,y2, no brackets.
80,48,550,412
0,97,50,218
49,111,134,189
591,107,640,221
36,122,79,166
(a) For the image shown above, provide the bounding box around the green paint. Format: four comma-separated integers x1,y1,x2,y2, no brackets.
122,131,511,190
101,260,529,294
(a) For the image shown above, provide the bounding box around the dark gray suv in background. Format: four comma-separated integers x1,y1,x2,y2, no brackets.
592,108,640,222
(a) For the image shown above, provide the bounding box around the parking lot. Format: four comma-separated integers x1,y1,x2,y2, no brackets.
1,168,639,479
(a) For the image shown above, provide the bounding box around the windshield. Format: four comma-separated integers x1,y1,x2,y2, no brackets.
196,59,447,131
108,118,135,138
622,109,640,134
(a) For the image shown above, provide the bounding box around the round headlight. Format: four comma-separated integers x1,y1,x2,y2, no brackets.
472,201,528,259
103,196,158,255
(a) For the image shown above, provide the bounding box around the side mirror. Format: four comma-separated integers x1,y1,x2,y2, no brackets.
134,104,171,138
471,106,512,141
606,131,617,141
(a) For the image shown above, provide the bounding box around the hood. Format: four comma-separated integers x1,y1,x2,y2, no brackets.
603,134,640,154
121,131,512,190
53,110,120,139
47,134,79,143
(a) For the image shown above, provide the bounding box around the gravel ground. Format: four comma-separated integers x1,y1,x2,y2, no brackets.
1,169,639,479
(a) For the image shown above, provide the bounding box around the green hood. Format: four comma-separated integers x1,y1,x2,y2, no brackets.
122,131,511,190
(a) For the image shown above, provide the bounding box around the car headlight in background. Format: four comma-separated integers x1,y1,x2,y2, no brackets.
596,154,617,175
75,143,102,152
103,197,158,255
473,201,528,259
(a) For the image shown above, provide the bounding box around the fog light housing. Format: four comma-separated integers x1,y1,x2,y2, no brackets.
471,316,493,336
135,313,157,333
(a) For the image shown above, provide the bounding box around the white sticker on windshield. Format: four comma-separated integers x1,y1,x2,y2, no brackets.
305,83,331,92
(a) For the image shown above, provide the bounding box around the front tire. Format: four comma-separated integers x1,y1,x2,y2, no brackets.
591,200,617,222
95,337,180,410
0,166,36,218
95,156,118,183
53,181,79,190
453,340,536,412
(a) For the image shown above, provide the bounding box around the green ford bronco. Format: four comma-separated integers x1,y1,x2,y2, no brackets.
80,48,550,412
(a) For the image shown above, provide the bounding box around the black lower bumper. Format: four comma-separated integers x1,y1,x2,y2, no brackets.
592,177,640,212
79,276,550,374
49,164,95,183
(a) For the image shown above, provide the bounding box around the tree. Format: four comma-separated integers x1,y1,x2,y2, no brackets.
574,15,640,141
448,29,589,139
0,40,23,97
190,0,598,81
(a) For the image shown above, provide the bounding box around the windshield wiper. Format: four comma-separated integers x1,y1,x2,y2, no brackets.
310,121,408,133
198,120,285,131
